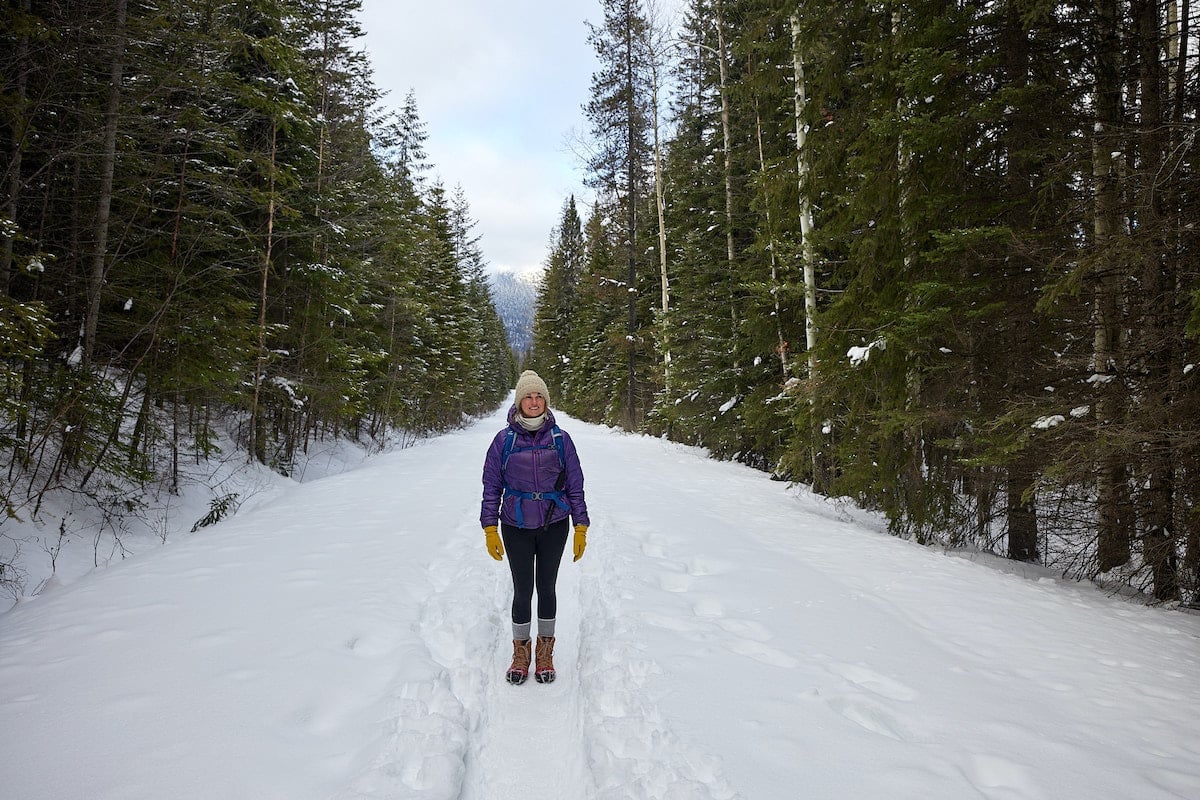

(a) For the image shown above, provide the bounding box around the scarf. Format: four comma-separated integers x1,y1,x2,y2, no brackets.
516,412,546,433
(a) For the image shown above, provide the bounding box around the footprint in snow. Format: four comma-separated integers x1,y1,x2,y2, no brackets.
691,596,724,618
715,617,773,642
829,662,918,702
826,694,910,741
963,753,1044,800
658,571,695,593
685,555,730,577
727,639,799,668
640,538,669,559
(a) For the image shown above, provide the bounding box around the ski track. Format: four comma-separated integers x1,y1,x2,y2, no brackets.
329,417,728,800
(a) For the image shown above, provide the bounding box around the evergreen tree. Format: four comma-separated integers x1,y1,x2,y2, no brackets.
0,0,518,536
585,0,658,428
450,184,514,414
558,205,632,424
528,196,586,395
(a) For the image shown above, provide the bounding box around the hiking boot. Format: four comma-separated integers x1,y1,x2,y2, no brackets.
534,635,556,683
506,639,531,685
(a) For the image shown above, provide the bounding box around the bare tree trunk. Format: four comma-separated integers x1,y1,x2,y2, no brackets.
171,388,181,491
646,1,671,398
2,0,32,295
623,0,639,430
129,388,151,467
250,122,278,465
1092,0,1133,572
791,14,821,487
893,8,912,266
1168,0,1196,603
751,84,788,379
1007,460,1040,562
714,1,738,350
1133,0,1179,600
790,16,818,375
1166,0,1188,117
83,0,129,369
651,59,670,396
893,8,927,513
1186,520,1200,605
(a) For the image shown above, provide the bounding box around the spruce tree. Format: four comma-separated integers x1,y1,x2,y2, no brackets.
585,0,657,428
528,196,586,396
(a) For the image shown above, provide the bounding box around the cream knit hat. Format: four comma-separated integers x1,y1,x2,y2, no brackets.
514,370,550,405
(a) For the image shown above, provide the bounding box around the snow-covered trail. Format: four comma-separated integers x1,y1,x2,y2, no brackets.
2,404,1200,799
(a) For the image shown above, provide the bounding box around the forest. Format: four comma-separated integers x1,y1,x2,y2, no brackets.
2,0,1198,605
0,0,516,593
526,0,1199,603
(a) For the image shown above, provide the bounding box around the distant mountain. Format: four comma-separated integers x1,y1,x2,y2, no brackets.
487,268,541,358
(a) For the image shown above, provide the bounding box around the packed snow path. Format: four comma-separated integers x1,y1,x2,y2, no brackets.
3,405,1200,799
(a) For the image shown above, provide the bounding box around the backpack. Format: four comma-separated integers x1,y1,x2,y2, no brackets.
500,425,569,527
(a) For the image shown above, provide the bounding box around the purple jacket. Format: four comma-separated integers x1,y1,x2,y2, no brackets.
480,406,590,530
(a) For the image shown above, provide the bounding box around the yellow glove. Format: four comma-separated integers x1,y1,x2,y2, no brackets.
573,524,588,562
484,526,504,561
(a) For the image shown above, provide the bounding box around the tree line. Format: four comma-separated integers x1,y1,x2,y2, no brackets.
1,1,515,533
527,0,1199,603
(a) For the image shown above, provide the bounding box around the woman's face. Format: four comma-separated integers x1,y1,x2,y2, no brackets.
519,392,546,418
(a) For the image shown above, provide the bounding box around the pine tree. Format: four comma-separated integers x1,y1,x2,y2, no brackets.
652,0,739,450
585,0,657,428
528,196,586,396
0,0,520,534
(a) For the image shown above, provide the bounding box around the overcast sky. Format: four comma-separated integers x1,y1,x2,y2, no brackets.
356,1,685,276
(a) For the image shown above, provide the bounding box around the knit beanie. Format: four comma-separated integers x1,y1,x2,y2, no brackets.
514,370,550,406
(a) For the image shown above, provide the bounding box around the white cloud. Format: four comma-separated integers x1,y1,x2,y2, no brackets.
357,1,604,272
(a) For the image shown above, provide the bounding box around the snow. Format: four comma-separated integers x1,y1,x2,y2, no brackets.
847,345,871,365
848,337,886,366
3,403,1200,800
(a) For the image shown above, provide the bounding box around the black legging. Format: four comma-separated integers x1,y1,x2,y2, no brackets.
501,518,569,625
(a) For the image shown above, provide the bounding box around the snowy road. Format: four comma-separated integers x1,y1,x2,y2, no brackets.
3,405,1200,799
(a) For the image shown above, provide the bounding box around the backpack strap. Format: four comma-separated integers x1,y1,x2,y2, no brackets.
499,425,569,527
550,425,565,471
501,429,518,469
502,426,564,470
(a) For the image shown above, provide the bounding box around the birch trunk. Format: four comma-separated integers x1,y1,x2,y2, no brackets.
790,16,817,370
648,6,671,395
791,14,821,487
715,1,738,348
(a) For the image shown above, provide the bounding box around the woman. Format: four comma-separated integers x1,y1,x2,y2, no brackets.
480,370,589,685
